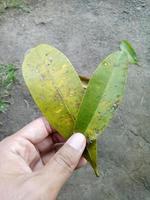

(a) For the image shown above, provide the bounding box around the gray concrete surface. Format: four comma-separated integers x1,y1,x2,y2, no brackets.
0,0,150,199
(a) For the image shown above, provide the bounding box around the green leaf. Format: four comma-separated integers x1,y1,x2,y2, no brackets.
74,41,137,176
0,63,16,113
22,44,84,139
0,100,8,112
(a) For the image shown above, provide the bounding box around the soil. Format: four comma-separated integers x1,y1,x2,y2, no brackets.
0,0,150,199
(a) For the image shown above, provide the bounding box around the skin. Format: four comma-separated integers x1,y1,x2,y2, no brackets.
0,117,86,200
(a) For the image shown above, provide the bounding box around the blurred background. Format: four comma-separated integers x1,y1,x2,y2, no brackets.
0,0,150,199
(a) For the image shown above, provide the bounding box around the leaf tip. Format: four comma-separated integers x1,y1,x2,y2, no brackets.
120,40,138,64
95,168,100,177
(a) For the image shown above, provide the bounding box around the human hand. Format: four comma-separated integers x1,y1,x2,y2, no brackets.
0,117,86,200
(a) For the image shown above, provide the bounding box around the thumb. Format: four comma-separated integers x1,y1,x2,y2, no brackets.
40,133,86,194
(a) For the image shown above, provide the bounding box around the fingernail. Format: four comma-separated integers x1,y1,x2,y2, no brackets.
66,133,86,151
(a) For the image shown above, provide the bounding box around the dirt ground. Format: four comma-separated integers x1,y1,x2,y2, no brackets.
0,0,150,199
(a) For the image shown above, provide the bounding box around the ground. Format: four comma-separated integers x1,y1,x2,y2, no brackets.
0,0,150,199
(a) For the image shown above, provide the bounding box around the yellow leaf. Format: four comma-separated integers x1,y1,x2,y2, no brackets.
22,44,84,139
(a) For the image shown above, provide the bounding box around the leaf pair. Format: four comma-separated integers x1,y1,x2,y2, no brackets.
22,41,137,176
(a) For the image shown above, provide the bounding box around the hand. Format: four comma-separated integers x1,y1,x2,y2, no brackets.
0,117,86,200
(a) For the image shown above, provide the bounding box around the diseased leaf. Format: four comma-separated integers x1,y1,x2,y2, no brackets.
22,44,84,139
74,41,137,176
22,41,137,177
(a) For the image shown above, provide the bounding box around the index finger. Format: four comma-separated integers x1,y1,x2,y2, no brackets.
15,117,53,144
